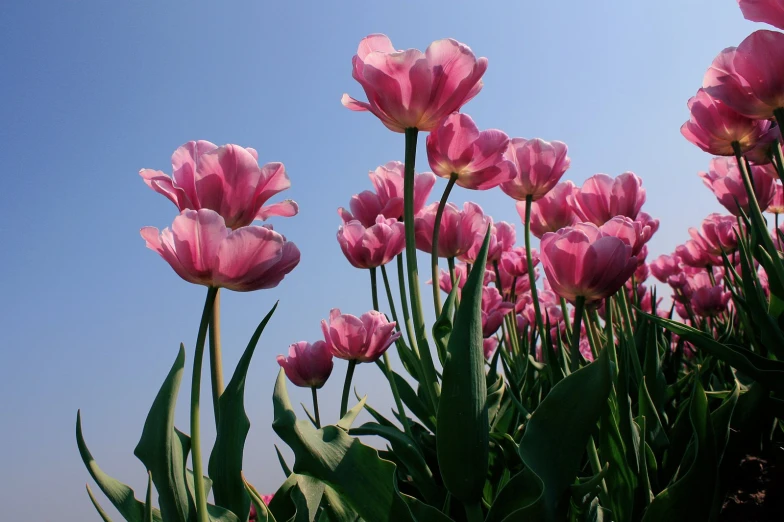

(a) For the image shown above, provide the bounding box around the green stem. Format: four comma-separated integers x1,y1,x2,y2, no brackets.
403,127,439,410
396,254,419,355
560,297,572,343
585,311,600,362
208,288,224,426
311,387,321,429
524,195,546,338
706,265,716,287
340,360,357,418
431,174,458,317
771,134,784,185
380,265,400,326
191,286,219,522
570,296,586,372
464,501,484,522
733,141,780,259
370,267,379,313
604,297,617,369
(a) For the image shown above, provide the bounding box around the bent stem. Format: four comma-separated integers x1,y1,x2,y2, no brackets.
209,288,224,426
340,360,357,418
570,296,586,372
311,387,321,429
191,286,219,522
431,173,458,316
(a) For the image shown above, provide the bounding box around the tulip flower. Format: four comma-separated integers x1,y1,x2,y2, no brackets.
434,262,494,294
681,88,771,155
339,161,435,226
691,286,732,317
321,308,401,363
141,209,300,292
415,201,490,258
481,287,515,338
483,337,499,359
699,157,776,215
276,341,334,389
596,216,654,257
337,216,406,269
703,31,784,120
767,182,784,213
738,0,784,29
515,181,579,238
745,125,781,165
140,141,298,229
342,34,487,132
500,247,539,279
675,240,719,268
689,213,739,256
500,138,571,201
650,254,681,283
569,172,646,226
426,113,513,190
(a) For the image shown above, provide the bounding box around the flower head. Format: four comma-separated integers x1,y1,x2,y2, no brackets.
321,309,401,363
501,138,571,201
277,341,334,388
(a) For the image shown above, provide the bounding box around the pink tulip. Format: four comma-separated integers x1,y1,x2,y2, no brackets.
745,125,781,165
767,182,784,213
675,240,718,268
700,157,776,215
434,262,494,294
342,34,487,132
500,247,539,279
689,213,739,256
515,181,579,238
321,309,401,363
339,161,435,226
426,113,513,189
704,30,784,119
650,254,681,283
484,221,516,263
501,138,571,201
337,216,405,269
681,89,771,155
570,172,646,226
276,341,334,388
738,0,784,29
540,223,638,303
415,201,490,258
517,290,562,329
483,337,499,359
595,216,653,257
481,287,515,338
141,209,300,291
140,141,298,229
691,286,731,317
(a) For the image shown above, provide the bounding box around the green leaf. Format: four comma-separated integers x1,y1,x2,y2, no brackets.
336,395,367,431
433,282,459,367
86,484,115,522
518,347,612,521
272,370,415,522
400,494,455,522
268,474,297,522
76,411,162,522
247,478,278,522
436,227,491,504
641,381,718,521
291,475,325,522
144,472,153,522
710,384,739,464
321,484,358,522
133,345,193,522
484,468,546,522
391,372,436,432
275,445,292,478
209,304,277,521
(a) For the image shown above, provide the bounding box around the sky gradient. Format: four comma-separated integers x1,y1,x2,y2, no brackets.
0,0,764,519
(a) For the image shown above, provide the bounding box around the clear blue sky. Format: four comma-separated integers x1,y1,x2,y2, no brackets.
0,0,761,519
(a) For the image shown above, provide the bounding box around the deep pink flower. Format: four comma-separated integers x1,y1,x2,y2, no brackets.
517,290,562,328
339,161,435,226
140,141,297,229
141,209,300,291
738,0,784,29
515,181,579,239
415,201,490,258
681,89,771,155
746,125,781,165
767,182,784,213
703,31,784,119
486,222,516,263
342,34,487,132
337,216,405,269
321,309,401,363
689,213,739,256
650,254,681,283
481,287,515,338
500,247,539,279
426,113,513,189
276,341,334,389
483,337,499,359
540,223,638,303
700,157,776,215
434,261,494,294
691,286,731,317
675,240,718,268
501,138,571,201
570,172,646,226
594,216,652,257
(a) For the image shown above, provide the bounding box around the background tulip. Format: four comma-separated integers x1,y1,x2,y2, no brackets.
570,172,646,225
140,141,298,229
650,254,681,282
500,138,571,201
321,309,401,363
337,216,405,269
276,341,334,388
691,286,732,317
480,287,514,338
415,201,489,258
700,157,776,215
689,213,739,256
767,182,784,213
426,113,513,190
141,209,300,291
738,0,784,29
515,181,579,238
342,34,487,132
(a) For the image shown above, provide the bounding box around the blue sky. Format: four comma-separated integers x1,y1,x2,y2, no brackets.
0,0,763,519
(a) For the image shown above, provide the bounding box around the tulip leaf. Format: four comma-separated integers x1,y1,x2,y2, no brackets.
133,345,193,522
144,472,153,522
76,411,162,522
710,384,739,464
275,445,292,478
518,347,612,521
433,283,459,366
246,478,278,522
268,474,298,522
436,227,491,505
641,380,718,521
336,395,367,431
391,372,436,431
209,303,277,520
484,468,546,522
272,370,416,522
291,474,325,522
86,484,115,522
321,484,358,522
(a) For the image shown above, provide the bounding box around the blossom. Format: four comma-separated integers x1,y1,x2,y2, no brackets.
515,181,579,238
650,254,681,283
337,216,405,269
570,172,646,225
700,157,776,215
691,286,732,317
276,341,334,388
738,0,784,29
321,309,401,363
689,213,739,256
415,201,490,258
481,287,515,338
767,182,784,213
500,138,571,201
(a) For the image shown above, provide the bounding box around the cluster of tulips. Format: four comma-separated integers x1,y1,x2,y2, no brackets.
77,1,784,521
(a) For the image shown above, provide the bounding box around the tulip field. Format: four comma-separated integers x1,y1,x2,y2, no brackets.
73,2,784,522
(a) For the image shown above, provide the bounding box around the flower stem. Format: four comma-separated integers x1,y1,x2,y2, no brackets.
560,297,572,342
380,265,400,326
311,387,321,429
771,133,784,185
340,360,357,418
208,288,224,426
191,286,219,522
431,174,458,317
524,195,550,370
570,296,586,372
733,141,780,259
396,254,418,353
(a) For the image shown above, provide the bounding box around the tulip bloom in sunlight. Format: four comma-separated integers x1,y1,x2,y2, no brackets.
140,141,298,229
475,221,516,263
598,216,655,257
570,172,646,226
415,201,489,258
738,0,784,29
768,182,784,213
501,138,571,201
141,209,300,291
704,30,784,119
515,181,579,238
339,161,435,226
540,223,638,304
481,287,515,338
681,89,771,155
337,216,405,269
650,254,681,283
675,240,718,268
700,157,776,215
342,34,487,132
276,341,334,388
426,113,513,189
689,213,739,256
691,285,732,317
321,309,401,363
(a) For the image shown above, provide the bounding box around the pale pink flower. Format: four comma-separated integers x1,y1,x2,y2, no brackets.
700,157,776,215
515,181,579,238
321,309,401,363
337,216,405,269
501,138,571,201
570,172,646,226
